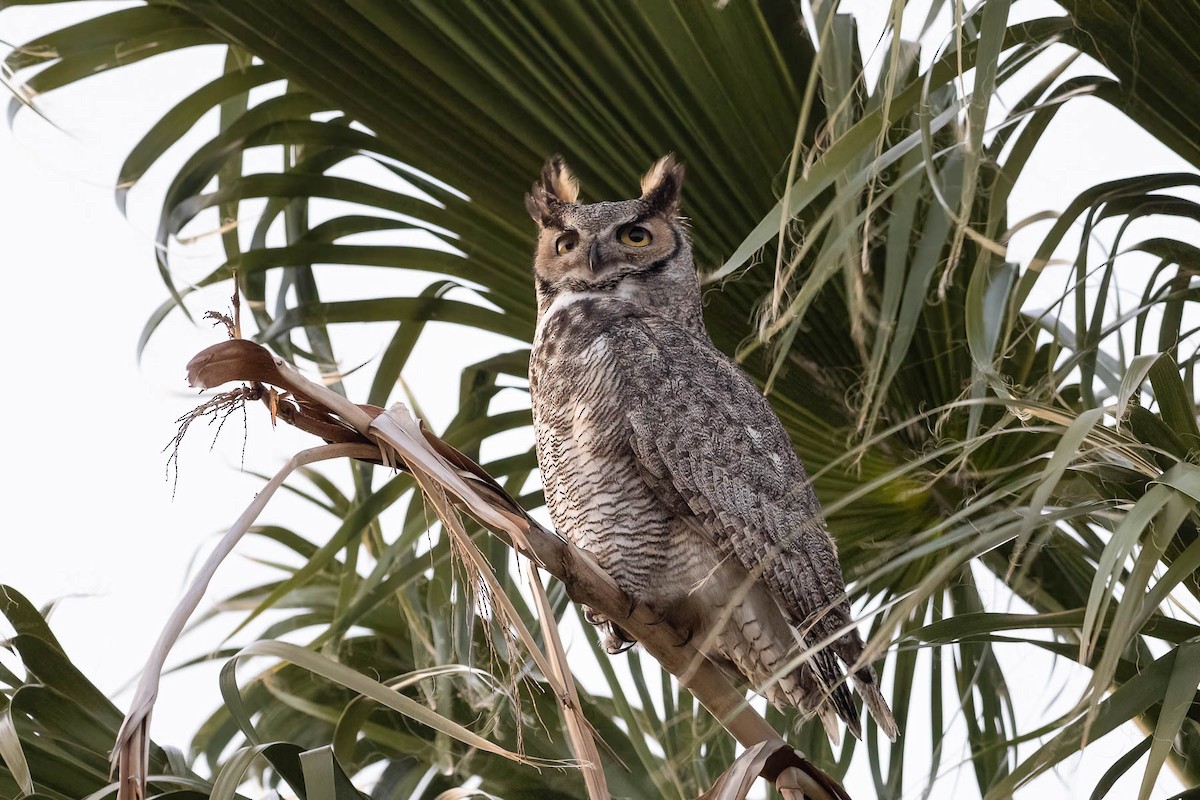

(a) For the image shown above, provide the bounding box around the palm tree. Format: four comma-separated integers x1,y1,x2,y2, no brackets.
2,1,1199,798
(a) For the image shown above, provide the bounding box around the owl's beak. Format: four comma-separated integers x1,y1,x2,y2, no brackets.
587,240,602,274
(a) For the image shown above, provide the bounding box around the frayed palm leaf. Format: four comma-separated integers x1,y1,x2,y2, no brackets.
112,334,848,800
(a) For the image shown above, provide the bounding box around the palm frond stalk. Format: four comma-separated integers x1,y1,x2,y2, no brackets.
112,333,849,800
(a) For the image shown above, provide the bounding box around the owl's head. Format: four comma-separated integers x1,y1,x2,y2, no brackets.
526,154,703,330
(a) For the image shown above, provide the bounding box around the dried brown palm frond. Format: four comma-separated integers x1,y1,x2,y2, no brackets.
111,334,848,800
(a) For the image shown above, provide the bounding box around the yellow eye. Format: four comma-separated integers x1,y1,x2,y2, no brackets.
555,233,577,255
619,225,652,247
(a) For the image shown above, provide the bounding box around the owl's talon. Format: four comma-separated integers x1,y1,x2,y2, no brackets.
601,621,637,654
605,635,637,655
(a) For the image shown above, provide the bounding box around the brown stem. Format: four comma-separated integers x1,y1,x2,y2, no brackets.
183,339,850,799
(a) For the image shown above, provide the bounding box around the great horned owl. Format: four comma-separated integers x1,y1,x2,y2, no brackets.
525,155,897,742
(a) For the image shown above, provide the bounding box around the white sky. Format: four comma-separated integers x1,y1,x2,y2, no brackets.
0,1,1195,798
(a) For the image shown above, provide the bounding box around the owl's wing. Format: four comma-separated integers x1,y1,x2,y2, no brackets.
611,313,895,738
612,314,849,636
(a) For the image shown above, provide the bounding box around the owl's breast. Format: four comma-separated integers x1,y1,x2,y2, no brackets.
529,297,699,602
531,299,636,524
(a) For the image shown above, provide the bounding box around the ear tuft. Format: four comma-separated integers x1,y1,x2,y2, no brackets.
526,154,580,226
640,153,685,215
524,187,553,226
542,154,580,203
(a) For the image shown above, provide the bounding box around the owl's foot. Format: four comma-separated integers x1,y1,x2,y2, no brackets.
583,605,637,654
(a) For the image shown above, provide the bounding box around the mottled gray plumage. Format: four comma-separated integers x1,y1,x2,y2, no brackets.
526,155,897,742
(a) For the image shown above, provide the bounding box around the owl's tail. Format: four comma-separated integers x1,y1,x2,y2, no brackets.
812,624,899,743
855,672,899,742
834,629,899,743
812,648,861,742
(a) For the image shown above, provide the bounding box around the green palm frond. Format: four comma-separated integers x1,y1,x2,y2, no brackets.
4,1,1200,798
